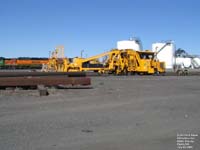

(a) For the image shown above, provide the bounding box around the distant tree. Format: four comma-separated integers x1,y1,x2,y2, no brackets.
175,48,188,57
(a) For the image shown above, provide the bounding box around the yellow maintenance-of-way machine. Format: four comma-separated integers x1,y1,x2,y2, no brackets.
46,49,165,75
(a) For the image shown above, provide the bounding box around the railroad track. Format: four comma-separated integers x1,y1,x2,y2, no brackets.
0,70,199,78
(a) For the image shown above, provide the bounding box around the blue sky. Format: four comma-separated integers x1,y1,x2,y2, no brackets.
0,0,199,58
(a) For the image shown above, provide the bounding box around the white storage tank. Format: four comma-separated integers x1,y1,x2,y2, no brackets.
152,42,175,69
117,39,141,51
175,57,192,68
192,57,200,68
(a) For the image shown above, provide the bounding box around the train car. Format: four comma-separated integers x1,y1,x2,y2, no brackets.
5,59,17,65
1,57,49,69
0,57,5,68
16,58,48,65
17,58,48,69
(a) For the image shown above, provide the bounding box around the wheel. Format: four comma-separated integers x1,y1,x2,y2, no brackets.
176,70,183,76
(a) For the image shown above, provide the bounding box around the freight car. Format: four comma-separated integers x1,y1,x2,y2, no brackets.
0,57,5,69
0,57,49,69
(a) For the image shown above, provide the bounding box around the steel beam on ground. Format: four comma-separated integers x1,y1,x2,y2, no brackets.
0,76,91,87
0,72,87,77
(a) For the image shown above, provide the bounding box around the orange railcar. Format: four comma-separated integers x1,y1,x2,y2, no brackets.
5,59,17,65
16,59,49,65
5,59,49,65
4,58,49,69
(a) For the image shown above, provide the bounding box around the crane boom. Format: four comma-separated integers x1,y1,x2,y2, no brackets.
156,42,171,55
80,50,118,63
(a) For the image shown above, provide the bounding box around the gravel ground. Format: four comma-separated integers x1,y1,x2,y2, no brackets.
0,76,200,150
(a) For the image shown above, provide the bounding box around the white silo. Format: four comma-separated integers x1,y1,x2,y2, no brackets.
152,42,175,69
117,38,142,51
192,57,200,68
175,57,192,68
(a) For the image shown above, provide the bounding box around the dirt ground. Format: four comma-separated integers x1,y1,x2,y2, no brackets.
0,76,200,150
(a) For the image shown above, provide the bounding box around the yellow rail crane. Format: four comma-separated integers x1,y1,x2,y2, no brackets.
118,49,165,75
46,49,165,75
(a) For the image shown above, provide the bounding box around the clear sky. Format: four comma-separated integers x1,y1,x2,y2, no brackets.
0,0,199,58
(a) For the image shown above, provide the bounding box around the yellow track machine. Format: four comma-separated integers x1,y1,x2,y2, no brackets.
47,49,165,75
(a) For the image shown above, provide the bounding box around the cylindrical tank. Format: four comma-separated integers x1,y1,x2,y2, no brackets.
152,42,175,69
117,40,141,51
192,57,200,68
175,57,192,68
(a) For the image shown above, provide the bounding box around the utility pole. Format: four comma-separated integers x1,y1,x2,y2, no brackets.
81,50,84,58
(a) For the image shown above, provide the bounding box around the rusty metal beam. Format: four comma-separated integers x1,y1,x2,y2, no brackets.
0,76,91,87
0,72,87,77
